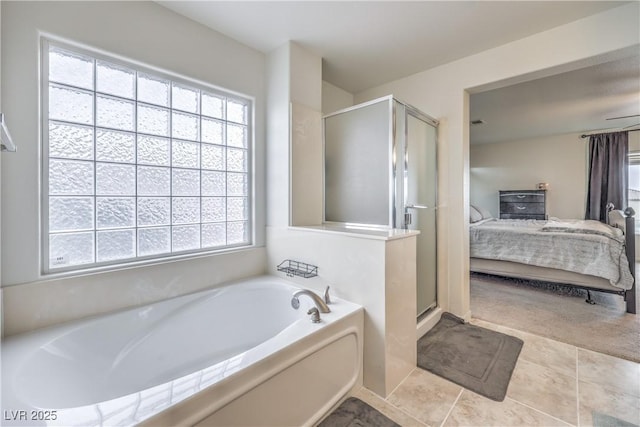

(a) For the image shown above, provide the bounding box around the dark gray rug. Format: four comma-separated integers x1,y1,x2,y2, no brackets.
417,312,523,401
318,397,400,427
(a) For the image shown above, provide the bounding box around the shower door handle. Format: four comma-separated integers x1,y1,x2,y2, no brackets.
404,204,428,229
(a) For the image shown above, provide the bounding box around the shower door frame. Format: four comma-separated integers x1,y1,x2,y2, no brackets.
322,95,439,316
322,96,397,229
322,96,438,231
394,100,439,317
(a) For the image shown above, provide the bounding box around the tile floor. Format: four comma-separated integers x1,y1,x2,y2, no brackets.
353,319,640,427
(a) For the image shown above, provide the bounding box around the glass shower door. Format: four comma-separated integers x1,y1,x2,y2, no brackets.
404,112,438,317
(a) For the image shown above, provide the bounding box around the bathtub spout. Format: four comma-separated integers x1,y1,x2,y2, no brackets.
291,289,331,313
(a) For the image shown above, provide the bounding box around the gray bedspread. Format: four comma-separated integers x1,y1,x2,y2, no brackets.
470,219,634,290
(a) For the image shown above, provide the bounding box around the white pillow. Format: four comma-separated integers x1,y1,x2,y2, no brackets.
472,205,493,220
470,205,482,223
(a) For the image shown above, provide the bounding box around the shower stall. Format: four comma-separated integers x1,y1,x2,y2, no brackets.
323,96,438,317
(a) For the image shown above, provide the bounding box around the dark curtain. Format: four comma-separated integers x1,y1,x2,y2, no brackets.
585,131,628,221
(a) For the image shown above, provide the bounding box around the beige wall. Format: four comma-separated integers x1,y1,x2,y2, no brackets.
355,3,640,319
470,132,588,219
471,131,640,221
630,131,640,153
266,42,323,228
322,81,354,115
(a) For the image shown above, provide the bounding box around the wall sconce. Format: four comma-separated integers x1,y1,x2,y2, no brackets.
537,182,549,190
1,113,16,152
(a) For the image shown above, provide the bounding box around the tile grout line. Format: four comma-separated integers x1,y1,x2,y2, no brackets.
474,317,639,368
572,348,640,398
463,317,639,425
359,384,428,427
506,350,580,426
355,385,428,427
504,397,576,427
378,369,433,427
387,367,418,398
379,397,430,427
439,388,463,427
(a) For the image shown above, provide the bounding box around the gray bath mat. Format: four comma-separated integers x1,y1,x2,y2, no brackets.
592,411,640,427
417,312,523,401
318,397,400,427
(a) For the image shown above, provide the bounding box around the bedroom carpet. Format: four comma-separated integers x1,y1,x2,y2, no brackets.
471,272,640,363
416,312,523,401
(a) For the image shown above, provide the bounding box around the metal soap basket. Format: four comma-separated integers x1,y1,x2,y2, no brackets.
277,259,318,278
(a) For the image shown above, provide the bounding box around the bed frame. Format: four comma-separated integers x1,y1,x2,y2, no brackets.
470,208,636,314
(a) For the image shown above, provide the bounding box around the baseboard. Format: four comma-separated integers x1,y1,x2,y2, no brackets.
416,307,443,339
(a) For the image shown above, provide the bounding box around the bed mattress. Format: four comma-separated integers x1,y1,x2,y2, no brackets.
469,218,633,291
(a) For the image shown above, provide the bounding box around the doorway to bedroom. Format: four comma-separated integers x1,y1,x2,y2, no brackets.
467,52,640,363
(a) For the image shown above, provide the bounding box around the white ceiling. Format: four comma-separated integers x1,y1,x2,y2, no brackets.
158,1,639,143
158,1,629,93
470,54,640,144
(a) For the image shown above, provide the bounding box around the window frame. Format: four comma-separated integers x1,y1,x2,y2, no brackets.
41,37,255,276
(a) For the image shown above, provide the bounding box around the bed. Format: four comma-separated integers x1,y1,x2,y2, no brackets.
469,206,637,314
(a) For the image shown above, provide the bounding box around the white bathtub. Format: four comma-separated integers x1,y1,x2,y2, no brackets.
1,275,363,426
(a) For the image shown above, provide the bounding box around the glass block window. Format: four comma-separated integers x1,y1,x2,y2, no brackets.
43,41,252,272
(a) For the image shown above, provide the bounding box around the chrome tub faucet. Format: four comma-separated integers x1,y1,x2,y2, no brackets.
291,288,331,313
